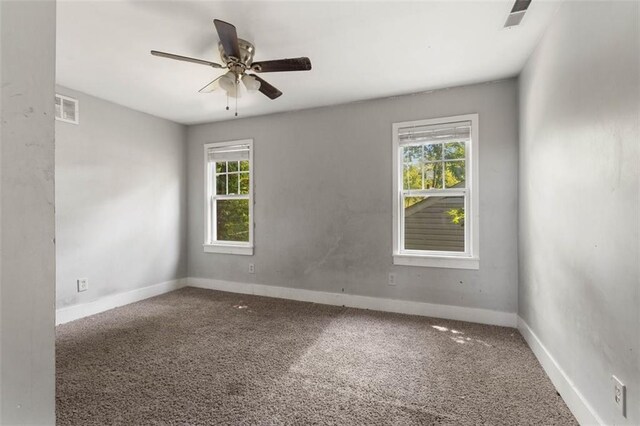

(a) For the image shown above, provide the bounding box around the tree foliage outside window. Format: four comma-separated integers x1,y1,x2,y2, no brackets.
216,199,249,241
446,208,465,226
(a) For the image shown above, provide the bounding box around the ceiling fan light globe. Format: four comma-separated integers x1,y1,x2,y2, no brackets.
242,74,261,93
226,81,246,99
218,71,237,93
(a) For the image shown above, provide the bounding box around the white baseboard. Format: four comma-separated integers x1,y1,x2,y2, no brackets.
517,317,603,425
56,277,517,328
186,277,517,327
56,278,186,325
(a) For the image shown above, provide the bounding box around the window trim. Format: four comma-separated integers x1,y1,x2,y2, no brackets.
203,139,254,256
392,114,479,269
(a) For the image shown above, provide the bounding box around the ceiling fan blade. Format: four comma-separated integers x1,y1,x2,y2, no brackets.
250,74,282,100
213,19,241,59
251,57,312,73
198,75,223,93
151,50,223,68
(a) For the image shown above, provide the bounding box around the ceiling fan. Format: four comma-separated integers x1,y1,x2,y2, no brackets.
151,19,312,115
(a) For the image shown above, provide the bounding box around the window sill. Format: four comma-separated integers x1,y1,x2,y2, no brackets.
393,254,479,270
204,244,253,256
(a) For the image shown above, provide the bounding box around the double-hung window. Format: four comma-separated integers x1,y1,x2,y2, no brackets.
204,140,254,255
392,114,479,269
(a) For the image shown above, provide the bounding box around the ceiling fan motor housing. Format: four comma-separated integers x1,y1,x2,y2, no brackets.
218,39,255,70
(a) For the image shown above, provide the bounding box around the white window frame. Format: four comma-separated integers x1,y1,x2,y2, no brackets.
392,114,479,269
203,139,254,256
55,94,79,125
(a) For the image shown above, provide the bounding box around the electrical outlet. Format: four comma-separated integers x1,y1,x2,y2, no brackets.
388,273,396,286
612,375,626,417
248,263,255,274
77,278,88,292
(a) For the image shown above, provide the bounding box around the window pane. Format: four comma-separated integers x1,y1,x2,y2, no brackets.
228,161,239,172
216,174,227,195
403,145,422,164
216,199,249,242
239,173,250,195
239,160,249,172
445,161,465,188
424,163,443,189
444,142,465,160
228,173,239,194
403,195,465,252
216,161,226,173
423,143,442,161
403,164,422,190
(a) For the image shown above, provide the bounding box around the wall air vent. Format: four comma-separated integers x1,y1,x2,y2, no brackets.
504,0,531,28
55,94,79,124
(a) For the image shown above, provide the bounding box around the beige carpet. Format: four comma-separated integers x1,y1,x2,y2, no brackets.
56,287,576,425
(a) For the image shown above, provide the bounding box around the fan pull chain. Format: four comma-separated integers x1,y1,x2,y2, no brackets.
235,93,238,117
225,93,229,111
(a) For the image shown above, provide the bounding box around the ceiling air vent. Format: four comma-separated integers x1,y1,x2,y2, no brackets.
504,0,531,28
55,94,79,124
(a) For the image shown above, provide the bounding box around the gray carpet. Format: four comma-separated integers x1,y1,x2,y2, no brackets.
56,287,576,425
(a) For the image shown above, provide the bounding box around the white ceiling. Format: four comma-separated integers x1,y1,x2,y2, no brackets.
57,1,560,125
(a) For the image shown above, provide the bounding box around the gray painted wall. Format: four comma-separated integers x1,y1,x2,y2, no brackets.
55,86,187,309
0,0,57,423
519,1,639,424
188,79,519,313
